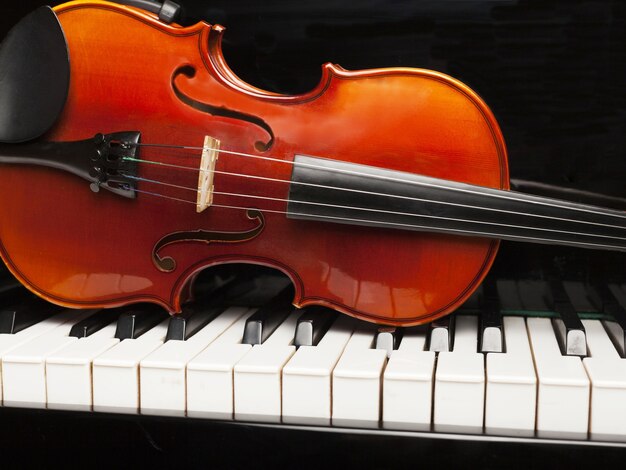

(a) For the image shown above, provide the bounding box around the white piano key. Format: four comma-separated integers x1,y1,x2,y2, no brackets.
382,330,435,431
2,309,98,408
583,319,621,359
282,316,355,425
434,315,484,432
485,317,537,436
139,306,248,416
527,317,589,438
186,309,257,419
92,318,170,414
46,323,120,411
581,319,626,440
233,312,302,422
604,284,626,357
603,318,626,357
332,326,387,427
0,309,87,403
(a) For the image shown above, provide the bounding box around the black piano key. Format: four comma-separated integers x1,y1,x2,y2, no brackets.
427,314,455,352
115,305,168,340
518,280,552,312
243,287,294,345
479,280,504,353
294,306,336,347
0,297,60,334
549,281,587,357
165,276,264,342
165,304,224,342
590,283,626,357
242,306,292,345
69,309,120,338
375,327,404,357
562,281,599,314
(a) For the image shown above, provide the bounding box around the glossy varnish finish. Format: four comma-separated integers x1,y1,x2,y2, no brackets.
0,1,508,325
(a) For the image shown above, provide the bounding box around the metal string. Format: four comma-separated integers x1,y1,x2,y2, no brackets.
123,174,626,243
127,142,626,221
132,187,626,252
121,155,626,233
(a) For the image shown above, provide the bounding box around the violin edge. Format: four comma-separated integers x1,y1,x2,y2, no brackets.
0,0,509,326
0,240,500,327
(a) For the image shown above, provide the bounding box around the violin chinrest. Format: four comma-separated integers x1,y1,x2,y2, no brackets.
0,6,69,143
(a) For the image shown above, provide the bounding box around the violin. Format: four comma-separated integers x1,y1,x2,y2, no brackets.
0,0,624,326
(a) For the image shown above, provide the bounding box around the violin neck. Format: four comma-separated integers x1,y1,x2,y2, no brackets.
287,155,626,252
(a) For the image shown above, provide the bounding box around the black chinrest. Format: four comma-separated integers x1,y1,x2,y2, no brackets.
0,6,69,143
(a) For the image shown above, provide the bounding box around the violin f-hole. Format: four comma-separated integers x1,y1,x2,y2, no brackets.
151,209,265,272
171,65,275,151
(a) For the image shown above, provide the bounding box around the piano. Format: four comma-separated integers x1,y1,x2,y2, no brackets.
2,259,626,466
2,0,626,466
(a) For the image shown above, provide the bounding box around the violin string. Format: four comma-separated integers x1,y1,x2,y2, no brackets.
131,187,626,252
124,174,626,243
127,142,626,221
122,156,626,233
134,188,197,205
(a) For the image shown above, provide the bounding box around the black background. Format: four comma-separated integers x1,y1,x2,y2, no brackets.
1,1,626,466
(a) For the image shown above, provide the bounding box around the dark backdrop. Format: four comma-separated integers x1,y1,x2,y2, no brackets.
0,2,626,465
2,0,626,279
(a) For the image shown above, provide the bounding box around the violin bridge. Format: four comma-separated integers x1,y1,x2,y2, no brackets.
196,135,220,213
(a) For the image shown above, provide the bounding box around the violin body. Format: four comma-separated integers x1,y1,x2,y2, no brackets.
0,0,508,325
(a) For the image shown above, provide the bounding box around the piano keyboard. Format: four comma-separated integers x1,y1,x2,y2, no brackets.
3,274,626,445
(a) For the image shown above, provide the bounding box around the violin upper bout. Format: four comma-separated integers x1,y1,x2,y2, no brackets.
54,1,212,37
